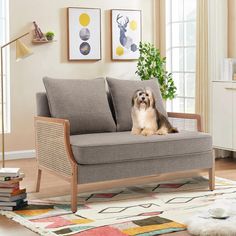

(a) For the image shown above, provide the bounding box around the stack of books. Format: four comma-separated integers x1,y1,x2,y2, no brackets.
0,168,27,210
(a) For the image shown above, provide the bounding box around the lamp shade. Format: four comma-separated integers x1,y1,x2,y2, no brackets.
16,40,33,61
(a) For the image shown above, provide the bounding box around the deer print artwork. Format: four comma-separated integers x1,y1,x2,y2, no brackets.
112,10,141,60
116,14,137,52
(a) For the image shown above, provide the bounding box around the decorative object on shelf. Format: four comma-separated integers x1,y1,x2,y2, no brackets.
33,21,47,42
45,31,55,41
111,9,141,60
67,7,101,61
31,23,56,44
0,33,33,167
136,42,177,100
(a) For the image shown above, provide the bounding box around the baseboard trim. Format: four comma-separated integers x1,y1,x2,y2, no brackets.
0,150,36,160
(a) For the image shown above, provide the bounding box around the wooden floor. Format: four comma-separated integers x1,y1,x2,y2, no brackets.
0,157,236,236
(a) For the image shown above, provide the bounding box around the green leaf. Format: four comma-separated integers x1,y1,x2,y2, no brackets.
135,42,176,100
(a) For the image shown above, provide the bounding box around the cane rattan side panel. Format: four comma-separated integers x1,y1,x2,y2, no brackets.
168,117,197,131
35,119,72,177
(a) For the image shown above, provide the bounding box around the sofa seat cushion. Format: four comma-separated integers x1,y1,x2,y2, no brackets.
70,131,212,165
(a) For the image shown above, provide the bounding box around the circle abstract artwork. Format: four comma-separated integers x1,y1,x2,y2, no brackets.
79,13,90,27
79,28,90,41
80,42,91,55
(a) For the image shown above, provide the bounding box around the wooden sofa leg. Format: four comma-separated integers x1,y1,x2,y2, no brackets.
36,168,42,192
209,156,215,191
71,165,78,213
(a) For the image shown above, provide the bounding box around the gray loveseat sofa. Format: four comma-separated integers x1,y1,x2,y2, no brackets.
35,77,215,212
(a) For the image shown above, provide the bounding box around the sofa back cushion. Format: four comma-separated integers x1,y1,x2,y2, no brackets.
43,77,116,134
36,92,51,117
106,77,167,132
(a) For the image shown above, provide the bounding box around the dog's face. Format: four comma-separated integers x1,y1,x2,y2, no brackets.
132,88,155,109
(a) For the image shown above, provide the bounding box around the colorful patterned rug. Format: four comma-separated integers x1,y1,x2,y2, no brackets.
1,176,236,236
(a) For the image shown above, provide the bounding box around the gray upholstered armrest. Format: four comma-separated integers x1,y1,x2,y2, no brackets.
34,116,77,178
167,112,202,132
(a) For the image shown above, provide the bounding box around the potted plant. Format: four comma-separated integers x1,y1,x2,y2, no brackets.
136,42,176,100
45,31,55,41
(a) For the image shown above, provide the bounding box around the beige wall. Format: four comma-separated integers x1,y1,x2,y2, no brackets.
6,0,155,152
228,0,236,57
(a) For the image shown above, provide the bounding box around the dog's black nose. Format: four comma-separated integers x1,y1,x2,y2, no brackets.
142,97,145,100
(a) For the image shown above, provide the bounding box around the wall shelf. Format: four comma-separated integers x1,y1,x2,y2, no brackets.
32,39,56,44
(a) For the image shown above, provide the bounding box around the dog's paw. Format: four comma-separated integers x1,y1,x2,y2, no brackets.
156,131,167,135
141,129,155,136
156,126,169,135
131,128,141,135
156,128,168,135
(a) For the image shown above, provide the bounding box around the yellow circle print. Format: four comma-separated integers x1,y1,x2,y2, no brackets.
79,13,90,26
116,46,124,56
130,20,137,31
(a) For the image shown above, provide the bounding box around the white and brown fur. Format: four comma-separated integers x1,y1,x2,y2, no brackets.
131,88,178,136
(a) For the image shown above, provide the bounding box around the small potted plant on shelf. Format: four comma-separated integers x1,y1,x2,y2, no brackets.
45,31,55,41
136,42,177,101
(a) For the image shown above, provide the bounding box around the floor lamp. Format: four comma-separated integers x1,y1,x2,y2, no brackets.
0,32,33,168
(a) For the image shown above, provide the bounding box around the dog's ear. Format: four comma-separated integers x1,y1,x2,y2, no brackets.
132,89,141,106
146,89,156,108
132,90,138,106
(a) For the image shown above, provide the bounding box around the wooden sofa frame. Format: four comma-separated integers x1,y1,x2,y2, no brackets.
35,112,215,213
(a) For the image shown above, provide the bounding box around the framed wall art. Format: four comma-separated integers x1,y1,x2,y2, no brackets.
67,7,101,61
111,9,142,60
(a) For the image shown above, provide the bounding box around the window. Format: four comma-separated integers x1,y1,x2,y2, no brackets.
166,0,196,113
0,0,10,133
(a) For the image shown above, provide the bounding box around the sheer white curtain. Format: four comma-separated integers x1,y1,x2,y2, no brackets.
154,0,166,56
0,0,10,133
195,0,209,132
208,0,228,131
196,0,227,132
208,0,228,158
208,0,227,85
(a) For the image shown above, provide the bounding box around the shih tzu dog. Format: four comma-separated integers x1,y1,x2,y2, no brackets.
131,88,178,136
